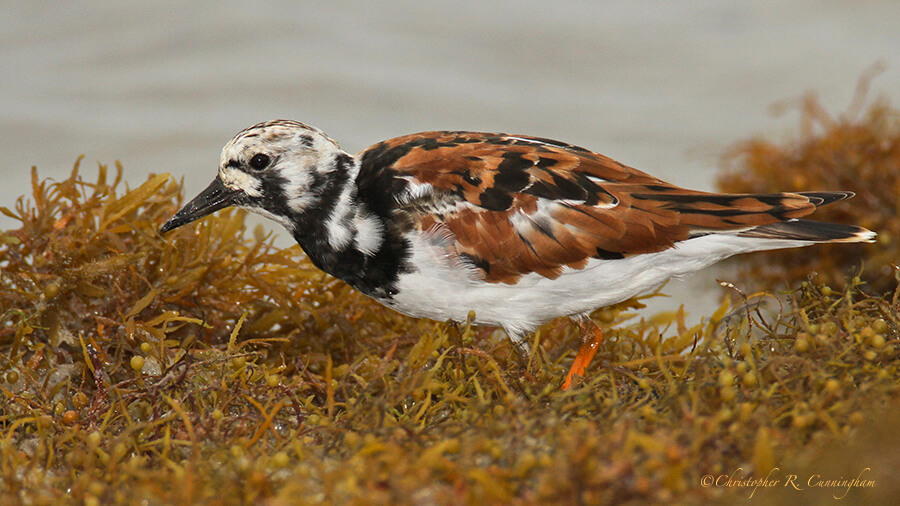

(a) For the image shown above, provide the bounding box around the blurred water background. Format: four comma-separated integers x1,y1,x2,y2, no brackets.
2,0,899,321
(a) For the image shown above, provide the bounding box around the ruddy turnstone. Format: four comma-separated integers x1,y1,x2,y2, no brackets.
160,120,876,389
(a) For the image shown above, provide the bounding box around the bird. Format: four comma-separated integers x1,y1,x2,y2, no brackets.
160,120,876,389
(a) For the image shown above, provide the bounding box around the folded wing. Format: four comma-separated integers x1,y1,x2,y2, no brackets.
357,131,862,284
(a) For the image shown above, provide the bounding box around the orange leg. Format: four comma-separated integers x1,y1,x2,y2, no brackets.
562,319,604,390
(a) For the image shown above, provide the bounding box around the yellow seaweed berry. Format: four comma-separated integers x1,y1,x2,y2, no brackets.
130,355,145,371
5,370,19,384
824,379,840,393
718,371,735,386
860,326,875,340
88,482,105,497
343,431,360,448
794,335,810,353
62,410,78,426
87,431,102,447
872,319,889,334
73,391,89,409
271,451,290,468
43,281,60,299
741,372,757,387
719,386,736,402
792,414,811,429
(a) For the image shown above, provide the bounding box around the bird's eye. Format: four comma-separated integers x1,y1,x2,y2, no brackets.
249,153,270,170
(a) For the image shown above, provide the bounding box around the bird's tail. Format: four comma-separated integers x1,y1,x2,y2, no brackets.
732,191,875,244
737,218,876,243
662,189,876,244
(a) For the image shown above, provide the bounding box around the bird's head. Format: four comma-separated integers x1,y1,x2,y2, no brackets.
160,120,348,234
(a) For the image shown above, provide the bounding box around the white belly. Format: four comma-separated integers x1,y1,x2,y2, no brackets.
386,230,810,337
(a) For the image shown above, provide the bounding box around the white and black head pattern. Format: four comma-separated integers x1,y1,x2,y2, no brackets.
216,120,352,230
158,120,409,298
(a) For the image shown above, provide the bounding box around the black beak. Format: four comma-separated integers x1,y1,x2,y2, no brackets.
160,177,241,234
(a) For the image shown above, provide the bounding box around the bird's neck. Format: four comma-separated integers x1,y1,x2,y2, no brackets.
287,154,408,298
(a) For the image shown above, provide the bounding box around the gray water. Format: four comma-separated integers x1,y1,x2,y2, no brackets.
2,0,899,320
